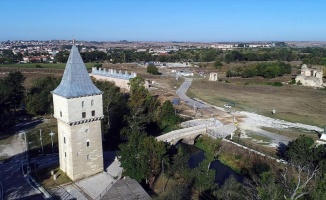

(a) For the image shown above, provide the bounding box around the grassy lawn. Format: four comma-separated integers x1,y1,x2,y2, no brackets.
218,153,245,173
33,165,72,188
246,131,272,145
261,127,319,140
187,79,326,127
26,119,58,157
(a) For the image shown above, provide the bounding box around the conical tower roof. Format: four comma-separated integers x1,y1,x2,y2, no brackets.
52,44,102,98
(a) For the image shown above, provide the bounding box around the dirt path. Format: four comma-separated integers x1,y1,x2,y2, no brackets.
176,78,323,146
0,134,25,159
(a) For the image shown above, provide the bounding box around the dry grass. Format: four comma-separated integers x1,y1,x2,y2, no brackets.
33,165,72,188
261,127,319,140
188,78,326,127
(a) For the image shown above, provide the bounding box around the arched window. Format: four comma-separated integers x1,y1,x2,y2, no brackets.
87,154,89,160
60,111,62,117
82,101,84,108
91,100,94,106
86,139,90,147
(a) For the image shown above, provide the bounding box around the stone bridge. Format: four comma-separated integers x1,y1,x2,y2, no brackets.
156,118,237,145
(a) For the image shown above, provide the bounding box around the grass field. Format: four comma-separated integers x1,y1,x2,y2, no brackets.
261,127,319,140
187,78,326,127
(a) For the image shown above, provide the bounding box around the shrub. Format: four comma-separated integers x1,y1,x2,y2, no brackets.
214,60,223,69
272,82,283,87
242,68,257,78
147,64,160,75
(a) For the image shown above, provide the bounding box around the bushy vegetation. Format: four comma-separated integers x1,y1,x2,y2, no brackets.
0,71,25,131
226,61,292,78
25,76,60,115
146,64,160,75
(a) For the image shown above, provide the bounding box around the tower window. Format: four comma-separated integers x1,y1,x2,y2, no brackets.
82,101,84,108
87,141,90,147
87,154,89,160
64,137,66,144
91,100,94,106
65,152,66,157
82,112,86,118
92,110,95,116
60,111,62,117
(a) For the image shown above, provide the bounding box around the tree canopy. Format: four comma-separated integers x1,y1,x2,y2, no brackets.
0,71,25,131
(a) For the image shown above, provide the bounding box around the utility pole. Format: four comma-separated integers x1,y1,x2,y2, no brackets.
49,130,55,154
39,129,44,155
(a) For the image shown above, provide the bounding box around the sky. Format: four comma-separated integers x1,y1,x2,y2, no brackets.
0,0,325,42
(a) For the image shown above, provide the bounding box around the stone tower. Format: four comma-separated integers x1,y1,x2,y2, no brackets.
52,43,104,181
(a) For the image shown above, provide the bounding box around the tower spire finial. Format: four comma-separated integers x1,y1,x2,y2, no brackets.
73,38,75,44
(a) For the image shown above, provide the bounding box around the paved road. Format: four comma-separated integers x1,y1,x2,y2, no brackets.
0,150,44,200
176,78,209,109
0,120,45,200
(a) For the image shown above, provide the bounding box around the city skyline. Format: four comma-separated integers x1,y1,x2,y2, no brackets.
1,0,326,42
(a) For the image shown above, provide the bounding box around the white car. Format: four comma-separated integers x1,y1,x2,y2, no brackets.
224,104,232,108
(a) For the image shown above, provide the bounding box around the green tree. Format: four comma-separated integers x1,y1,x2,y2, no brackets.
4,71,25,113
242,68,257,78
159,100,179,133
122,77,159,138
0,71,25,131
214,176,248,200
93,80,128,142
54,51,69,63
284,135,314,166
118,135,167,186
281,135,325,200
147,64,160,75
25,76,60,115
214,60,223,69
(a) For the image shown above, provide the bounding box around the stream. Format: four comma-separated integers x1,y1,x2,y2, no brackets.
180,143,244,185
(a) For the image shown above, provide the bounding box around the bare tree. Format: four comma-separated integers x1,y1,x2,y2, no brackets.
281,165,319,200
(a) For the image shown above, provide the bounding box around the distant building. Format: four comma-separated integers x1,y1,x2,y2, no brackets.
209,72,218,81
295,64,324,88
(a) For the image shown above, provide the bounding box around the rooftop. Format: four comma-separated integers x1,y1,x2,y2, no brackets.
52,44,102,98
101,177,151,200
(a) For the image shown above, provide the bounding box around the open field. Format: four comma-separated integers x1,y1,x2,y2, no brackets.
187,78,326,127
261,127,319,140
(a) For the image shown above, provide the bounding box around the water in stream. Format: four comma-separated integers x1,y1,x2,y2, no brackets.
180,143,244,185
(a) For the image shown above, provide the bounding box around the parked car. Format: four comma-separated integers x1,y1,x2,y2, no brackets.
224,104,231,108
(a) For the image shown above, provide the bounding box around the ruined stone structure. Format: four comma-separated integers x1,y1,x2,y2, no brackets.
90,68,136,91
209,72,218,81
295,64,323,87
90,67,149,91
52,43,104,181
